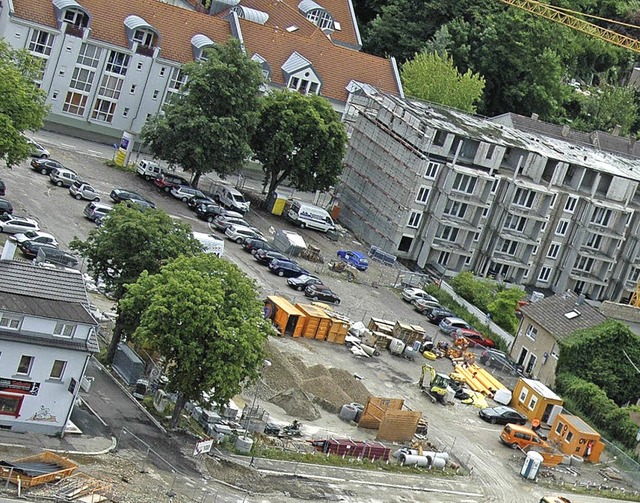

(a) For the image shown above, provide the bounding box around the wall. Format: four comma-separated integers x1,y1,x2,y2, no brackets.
509,320,558,386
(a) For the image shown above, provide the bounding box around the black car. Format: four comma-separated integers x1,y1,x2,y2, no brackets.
478,406,527,425
31,158,65,175
110,189,156,208
287,274,322,291
18,240,58,259
255,250,296,266
188,195,215,211
196,202,227,222
427,308,455,324
305,284,341,304
35,247,79,268
0,198,13,215
243,238,273,255
268,259,308,278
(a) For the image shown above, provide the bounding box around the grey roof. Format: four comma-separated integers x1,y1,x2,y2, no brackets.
520,291,606,340
0,292,95,324
0,329,99,353
561,413,598,434
281,51,312,74
0,260,89,305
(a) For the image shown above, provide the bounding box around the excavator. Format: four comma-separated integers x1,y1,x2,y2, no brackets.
418,364,455,404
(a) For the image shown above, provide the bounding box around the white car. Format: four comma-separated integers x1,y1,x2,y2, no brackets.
0,214,39,234
225,224,262,244
401,287,437,303
10,230,58,247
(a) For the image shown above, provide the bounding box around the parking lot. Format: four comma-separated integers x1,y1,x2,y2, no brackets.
0,133,624,502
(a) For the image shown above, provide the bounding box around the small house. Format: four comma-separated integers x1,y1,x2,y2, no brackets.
548,413,605,463
511,378,564,425
264,296,306,337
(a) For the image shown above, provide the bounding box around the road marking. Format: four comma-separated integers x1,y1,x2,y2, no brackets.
87,149,103,155
60,143,76,149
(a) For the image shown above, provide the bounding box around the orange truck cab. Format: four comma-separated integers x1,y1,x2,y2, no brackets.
500,423,548,450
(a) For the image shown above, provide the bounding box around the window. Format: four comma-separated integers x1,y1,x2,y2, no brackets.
555,421,564,435
123,107,130,118
69,67,94,92
50,360,67,379
77,43,101,67
160,66,166,77
574,256,594,273
54,322,75,337
443,200,467,218
630,267,640,284
137,62,143,71
564,196,578,213
415,186,430,204
63,9,88,28
0,394,23,417
407,211,422,229
513,188,535,208
433,130,446,146
555,220,569,236
133,29,155,47
63,92,87,115
528,396,538,411
306,9,334,30
525,325,537,341
0,315,21,330
287,75,320,95
29,30,54,56
519,388,528,403
486,144,496,158
424,161,439,179
452,173,476,194
398,235,413,252
437,251,450,266
547,243,561,259
591,207,612,226
16,355,34,375
152,90,159,100
105,50,130,76
500,239,517,256
164,67,188,106
130,84,137,94
491,179,499,194
565,431,574,443
438,226,459,242
98,75,123,99
538,267,552,283
503,215,526,233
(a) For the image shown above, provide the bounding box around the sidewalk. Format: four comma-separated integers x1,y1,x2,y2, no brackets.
0,429,115,456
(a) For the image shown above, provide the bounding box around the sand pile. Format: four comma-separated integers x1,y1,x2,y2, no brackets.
262,343,371,418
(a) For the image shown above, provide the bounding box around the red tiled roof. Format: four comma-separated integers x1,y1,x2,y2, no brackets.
12,0,232,63
240,22,399,102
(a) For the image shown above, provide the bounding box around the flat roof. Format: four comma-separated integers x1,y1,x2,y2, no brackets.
522,378,562,401
266,296,305,316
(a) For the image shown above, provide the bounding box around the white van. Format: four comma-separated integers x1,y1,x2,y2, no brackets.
286,201,336,233
136,159,165,181
192,231,224,257
214,185,250,214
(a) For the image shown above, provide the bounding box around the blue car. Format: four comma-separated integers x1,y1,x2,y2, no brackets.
337,250,369,271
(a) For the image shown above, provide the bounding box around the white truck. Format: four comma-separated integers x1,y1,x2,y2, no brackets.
136,159,165,181
192,232,225,257
213,184,250,214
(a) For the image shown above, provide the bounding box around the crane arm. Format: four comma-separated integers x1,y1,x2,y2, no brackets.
499,0,640,53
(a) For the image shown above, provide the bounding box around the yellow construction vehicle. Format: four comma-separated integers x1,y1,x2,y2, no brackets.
418,364,454,404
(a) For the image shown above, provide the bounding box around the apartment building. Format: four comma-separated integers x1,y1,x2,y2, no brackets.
0,0,401,143
0,260,98,434
339,88,640,302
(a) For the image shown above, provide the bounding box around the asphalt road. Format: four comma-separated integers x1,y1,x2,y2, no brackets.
0,132,630,503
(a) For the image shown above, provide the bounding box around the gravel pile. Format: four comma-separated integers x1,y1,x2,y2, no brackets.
263,342,371,417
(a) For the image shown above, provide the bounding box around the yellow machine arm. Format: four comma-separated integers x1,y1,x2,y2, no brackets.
499,0,640,53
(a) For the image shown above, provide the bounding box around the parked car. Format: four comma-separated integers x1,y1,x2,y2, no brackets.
336,250,369,271
427,308,455,324
36,247,79,268
455,328,496,348
136,159,165,181
154,173,191,193
0,179,5,197
49,167,78,187
110,189,156,208
0,214,39,234
18,240,58,259
171,185,206,203
242,238,273,255
478,406,527,425
305,284,341,304
31,158,64,175
11,231,58,247
255,250,296,266
413,298,442,314
480,348,524,375
268,259,309,278
26,138,50,158
213,184,250,214
211,215,250,232
188,196,215,211
84,201,113,223
69,181,100,201
500,423,548,450
196,202,228,222
287,274,322,291
0,198,13,215
402,287,437,303
439,317,472,335
225,224,262,244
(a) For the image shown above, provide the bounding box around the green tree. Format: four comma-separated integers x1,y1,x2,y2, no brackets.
568,84,637,135
251,90,348,200
487,288,525,334
120,254,271,428
141,39,263,187
401,51,485,112
0,40,48,168
70,205,202,364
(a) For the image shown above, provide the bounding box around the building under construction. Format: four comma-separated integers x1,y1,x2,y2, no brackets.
338,86,640,303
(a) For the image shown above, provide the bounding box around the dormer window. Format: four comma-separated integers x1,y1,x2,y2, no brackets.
190,34,214,62
306,9,333,30
63,9,88,28
124,15,160,57
282,52,322,96
133,29,155,48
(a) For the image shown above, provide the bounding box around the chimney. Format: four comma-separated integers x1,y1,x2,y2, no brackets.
0,240,17,261
561,125,571,137
612,125,621,136
576,293,585,306
531,113,539,121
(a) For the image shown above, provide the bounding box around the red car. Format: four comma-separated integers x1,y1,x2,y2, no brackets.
455,328,496,348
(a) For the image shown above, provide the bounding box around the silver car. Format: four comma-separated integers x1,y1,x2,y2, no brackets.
69,181,100,201
26,138,50,159
50,168,78,187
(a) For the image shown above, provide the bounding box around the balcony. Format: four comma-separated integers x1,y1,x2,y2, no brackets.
136,45,155,58
65,25,85,38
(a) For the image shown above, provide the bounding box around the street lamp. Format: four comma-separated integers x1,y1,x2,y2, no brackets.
244,359,271,434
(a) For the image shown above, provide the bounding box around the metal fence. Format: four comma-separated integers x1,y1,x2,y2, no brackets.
599,437,640,488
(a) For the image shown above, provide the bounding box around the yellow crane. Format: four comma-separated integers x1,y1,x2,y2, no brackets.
498,0,640,53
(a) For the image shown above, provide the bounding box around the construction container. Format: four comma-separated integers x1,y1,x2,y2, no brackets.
548,413,605,463
392,321,425,346
264,296,306,337
363,330,393,349
295,303,331,340
367,317,394,336
0,451,78,488
511,378,564,425
310,439,391,461
325,313,349,344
